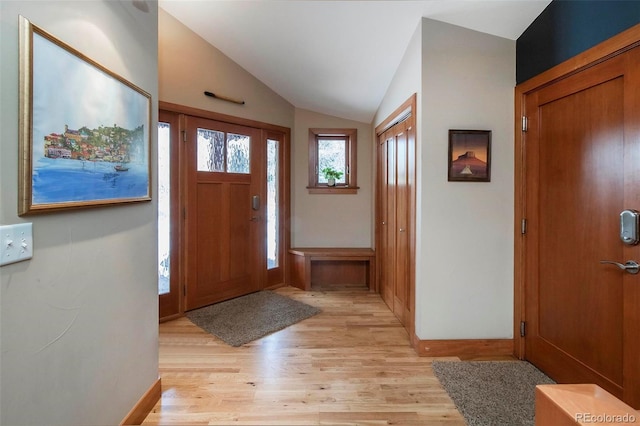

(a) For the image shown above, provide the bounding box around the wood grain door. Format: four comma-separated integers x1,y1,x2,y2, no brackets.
184,116,265,310
523,46,640,407
378,119,413,327
379,130,395,309
393,121,411,326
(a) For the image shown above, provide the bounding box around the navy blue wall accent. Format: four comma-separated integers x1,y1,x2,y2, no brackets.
516,0,640,84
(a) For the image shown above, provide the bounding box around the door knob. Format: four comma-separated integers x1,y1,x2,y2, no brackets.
599,260,640,274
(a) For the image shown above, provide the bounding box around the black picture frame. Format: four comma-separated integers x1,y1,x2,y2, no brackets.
448,130,491,182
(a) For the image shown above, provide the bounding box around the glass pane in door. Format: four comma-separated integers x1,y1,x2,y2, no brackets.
227,133,251,174
158,122,171,295
197,128,225,172
267,139,279,269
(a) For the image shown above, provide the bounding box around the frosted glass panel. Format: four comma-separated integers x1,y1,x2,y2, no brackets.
318,138,346,184
197,128,225,172
158,122,170,295
267,139,278,269
227,133,250,174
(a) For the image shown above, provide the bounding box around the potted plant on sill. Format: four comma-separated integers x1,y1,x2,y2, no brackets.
321,167,343,187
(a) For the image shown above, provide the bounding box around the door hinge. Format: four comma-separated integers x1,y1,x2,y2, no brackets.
182,130,187,142
521,116,528,132
521,218,527,235
520,321,526,337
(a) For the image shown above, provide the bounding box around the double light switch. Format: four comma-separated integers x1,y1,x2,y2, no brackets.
0,223,33,266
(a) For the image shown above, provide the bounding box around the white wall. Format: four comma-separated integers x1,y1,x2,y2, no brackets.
0,2,159,425
292,108,373,248
159,9,294,129
375,18,515,341
374,21,422,128
419,19,515,339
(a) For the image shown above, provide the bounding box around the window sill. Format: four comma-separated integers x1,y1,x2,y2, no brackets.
307,186,359,194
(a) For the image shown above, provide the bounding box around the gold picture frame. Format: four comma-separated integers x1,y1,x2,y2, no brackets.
18,16,152,215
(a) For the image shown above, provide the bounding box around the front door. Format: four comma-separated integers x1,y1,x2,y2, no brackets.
184,116,265,310
523,46,640,407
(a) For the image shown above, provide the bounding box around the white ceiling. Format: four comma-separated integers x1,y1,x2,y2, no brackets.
159,0,551,123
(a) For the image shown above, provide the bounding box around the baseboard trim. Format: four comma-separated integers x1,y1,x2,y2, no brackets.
120,377,161,425
416,338,514,358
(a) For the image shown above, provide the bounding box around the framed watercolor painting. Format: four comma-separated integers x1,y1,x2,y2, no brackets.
447,130,491,182
18,16,151,215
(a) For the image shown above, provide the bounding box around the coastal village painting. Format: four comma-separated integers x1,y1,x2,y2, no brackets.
43,124,144,169
31,120,149,206
20,18,150,214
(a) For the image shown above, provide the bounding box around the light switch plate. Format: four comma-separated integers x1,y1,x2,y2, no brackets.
0,223,33,266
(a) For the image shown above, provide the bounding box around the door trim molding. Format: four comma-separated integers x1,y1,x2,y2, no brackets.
159,101,290,134
375,94,417,348
514,23,640,359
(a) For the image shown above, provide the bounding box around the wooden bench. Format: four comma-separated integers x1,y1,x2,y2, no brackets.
535,384,640,425
288,248,376,291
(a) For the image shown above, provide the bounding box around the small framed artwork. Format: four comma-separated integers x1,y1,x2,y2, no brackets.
18,16,151,215
448,130,491,182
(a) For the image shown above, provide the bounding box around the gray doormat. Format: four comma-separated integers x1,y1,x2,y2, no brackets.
432,360,555,426
186,290,321,347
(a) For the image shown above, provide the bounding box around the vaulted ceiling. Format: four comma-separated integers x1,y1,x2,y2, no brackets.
159,0,551,123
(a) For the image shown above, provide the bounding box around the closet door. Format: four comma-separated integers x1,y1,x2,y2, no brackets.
393,121,411,326
377,120,413,327
379,131,395,309
375,95,416,334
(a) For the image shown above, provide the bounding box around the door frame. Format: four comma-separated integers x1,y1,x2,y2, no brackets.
374,94,417,347
514,23,640,360
159,101,291,317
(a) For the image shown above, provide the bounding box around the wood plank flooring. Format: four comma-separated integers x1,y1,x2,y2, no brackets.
142,286,466,425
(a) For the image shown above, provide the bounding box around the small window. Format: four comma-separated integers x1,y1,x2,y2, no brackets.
308,128,357,194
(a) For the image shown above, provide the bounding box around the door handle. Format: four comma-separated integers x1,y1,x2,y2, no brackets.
250,216,261,222
599,260,640,274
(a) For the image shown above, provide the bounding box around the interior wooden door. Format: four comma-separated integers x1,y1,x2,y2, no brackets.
379,130,395,309
184,116,265,310
523,46,640,407
393,121,411,326
377,119,413,327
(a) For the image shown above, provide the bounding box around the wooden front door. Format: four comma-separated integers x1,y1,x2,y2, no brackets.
184,116,265,310
522,46,640,407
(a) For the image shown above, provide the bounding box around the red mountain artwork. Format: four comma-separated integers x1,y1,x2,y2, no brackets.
450,151,487,178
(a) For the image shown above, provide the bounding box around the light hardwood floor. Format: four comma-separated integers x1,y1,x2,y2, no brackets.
142,286,466,425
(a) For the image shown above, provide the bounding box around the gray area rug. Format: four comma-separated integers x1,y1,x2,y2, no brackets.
186,291,321,347
432,360,555,426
